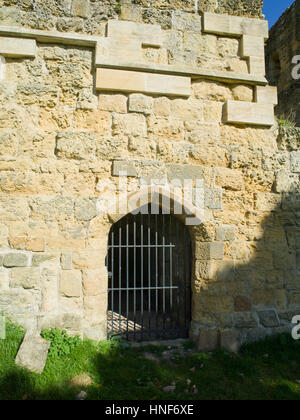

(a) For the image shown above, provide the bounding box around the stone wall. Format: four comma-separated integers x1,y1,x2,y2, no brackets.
266,0,300,126
0,0,264,37
0,0,299,350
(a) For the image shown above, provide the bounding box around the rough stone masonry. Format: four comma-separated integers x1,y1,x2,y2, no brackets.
266,0,300,126
0,0,299,352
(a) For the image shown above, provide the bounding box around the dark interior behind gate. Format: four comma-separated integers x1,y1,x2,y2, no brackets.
106,205,192,341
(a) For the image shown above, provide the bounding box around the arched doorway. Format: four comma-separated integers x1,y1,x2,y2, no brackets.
106,204,192,341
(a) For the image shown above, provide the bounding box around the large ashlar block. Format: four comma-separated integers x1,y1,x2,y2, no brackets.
96,38,143,64
242,35,265,58
96,68,191,97
248,56,265,76
226,101,275,126
107,20,162,47
255,85,278,105
0,37,36,58
203,13,269,40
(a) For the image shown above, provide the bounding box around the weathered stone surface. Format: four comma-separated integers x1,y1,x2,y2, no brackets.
15,331,50,374
258,310,280,328
216,225,235,242
255,86,278,105
96,69,191,97
226,101,275,127
61,253,73,270
3,253,28,268
112,160,137,177
129,93,153,115
82,268,107,296
10,268,40,290
41,267,59,313
0,268,9,291
60,270,82,298
220,329,241,353
0,2,293,349
291,152,300,173
234,296,252,312
203,13,268,39
232,312,257,328
99,94,128,113
0,37,36,58
72,0,89,18
196,329,219,352
266,1,300,126
112,113,147,137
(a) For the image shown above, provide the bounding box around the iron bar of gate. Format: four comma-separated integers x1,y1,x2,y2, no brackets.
109,286,179,291
169,215,173,331
111,230,114,334
148,211,151,338
126,218,129,340
119,226,122,333
134,219,136,340
176,218,180,332
108,245,179,248
183,226,187,331
162,214,166,337
155,214,158,334
141,213,144,340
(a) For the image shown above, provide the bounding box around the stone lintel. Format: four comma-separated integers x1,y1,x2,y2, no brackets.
96,68,191,97
226,100,275,126
0,37,36,58
0,26,99,47
95,58,268,86
203,13,269,40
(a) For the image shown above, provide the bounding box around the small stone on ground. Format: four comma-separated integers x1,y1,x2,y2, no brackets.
69,373,93,387
76,391,88,400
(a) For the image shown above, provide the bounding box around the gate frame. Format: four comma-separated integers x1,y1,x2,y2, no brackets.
85,187,204,341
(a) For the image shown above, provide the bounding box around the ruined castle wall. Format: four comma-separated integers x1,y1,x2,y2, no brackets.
266,0,300,125
0,0,299,349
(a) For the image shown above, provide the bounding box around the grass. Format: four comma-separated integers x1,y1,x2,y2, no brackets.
277,110,297,128
1,322,300,400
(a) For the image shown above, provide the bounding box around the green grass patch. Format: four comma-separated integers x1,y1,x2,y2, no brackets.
1,323,300,400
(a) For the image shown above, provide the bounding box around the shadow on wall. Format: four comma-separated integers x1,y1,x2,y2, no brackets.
190,184,300,352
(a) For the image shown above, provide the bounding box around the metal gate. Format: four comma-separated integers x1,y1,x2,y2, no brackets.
106,205,192,341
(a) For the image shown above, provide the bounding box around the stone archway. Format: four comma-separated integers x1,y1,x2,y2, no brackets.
85,187,203,341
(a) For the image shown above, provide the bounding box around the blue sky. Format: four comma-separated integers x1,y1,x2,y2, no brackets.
263,0,295,27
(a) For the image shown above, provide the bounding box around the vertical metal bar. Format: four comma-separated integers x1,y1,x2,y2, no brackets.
111,230,114,335
133,218,137,340
126,217,129,340
176,218,180,335
119,224,122,335
183,225,187,334
155,213,159,336
169,215,173,336
162,214,166,337
141,212,144,340
148,210,151,338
